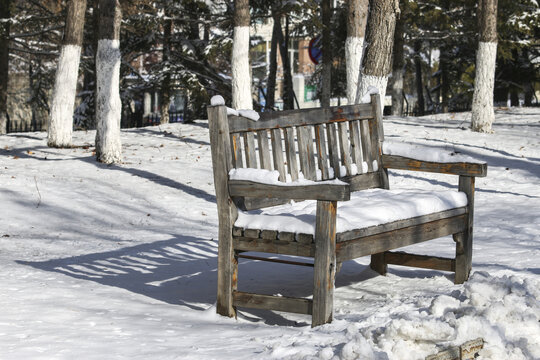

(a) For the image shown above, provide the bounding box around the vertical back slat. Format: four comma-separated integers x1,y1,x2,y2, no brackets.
231,133,244,168
371,93,389,189
243,132,258,168
315,124,329,180
257,130,272,170
271,128,286,181
338,122,352,176
349,120,363,174
326,123,340,178
297,126,316,180
284,127,299,181
360,120,373,172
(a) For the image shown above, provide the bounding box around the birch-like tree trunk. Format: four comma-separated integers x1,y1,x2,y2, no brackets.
321,0,332,108
0,0,11,134
231,0,252,110
346,0,368,104
391,0,405,115
95,0,122,164
48,0,87,147
471,0,498,133
356,0,399,109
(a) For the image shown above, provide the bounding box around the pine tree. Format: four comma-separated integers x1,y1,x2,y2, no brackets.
0,0,11,134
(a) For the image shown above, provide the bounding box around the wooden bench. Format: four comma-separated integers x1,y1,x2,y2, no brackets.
207,94,487,327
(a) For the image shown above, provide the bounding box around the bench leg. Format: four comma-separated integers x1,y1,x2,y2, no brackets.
312,200,337,327
216,228,238,318
370,252,387,275
455,176,475,284
454,232,471,284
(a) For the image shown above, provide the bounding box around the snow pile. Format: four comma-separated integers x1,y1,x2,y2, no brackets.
235,188,467,234
360,85,380,103
383,141,486,164
210,95,225,106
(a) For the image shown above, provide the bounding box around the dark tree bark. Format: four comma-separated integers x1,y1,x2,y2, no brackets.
391,0,405,116
266,11,280,110
357,0,399,105
0,0,11,134
321,0,332,108
414,40,424,116
48,0,88,147
160,15,172,124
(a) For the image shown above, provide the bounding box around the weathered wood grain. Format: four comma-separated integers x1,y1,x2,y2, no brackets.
297,126,317,180
382,155,488,177
384,251,455,272
341,172,382,192
349,120,363,171
326,122,341,178
228,180,350,201
233,237,315,257
315,124,330,180
360,119,373,171
208,105,238,318
312,200,338,327
230,133,244,168
455,175,475,284
337,207,467,242
257,130,272,170
243,131,257,168
271,128,286,181
336,215,467,262
338,122,352,175
229,103,374,132
284,127,299,181
233,291,313,314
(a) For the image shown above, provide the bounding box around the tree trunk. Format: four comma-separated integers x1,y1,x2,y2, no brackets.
266,12,279,110
231,0,252,109
0,0,11,134
48,0,88,147
160,16,172,124
414,40,424,116
440,47,450,113
391,0,405,115
357,0,399,110
278,15,294,110
95,0,122,164
321,0,332,108
346,0,368,104
471,0,498,133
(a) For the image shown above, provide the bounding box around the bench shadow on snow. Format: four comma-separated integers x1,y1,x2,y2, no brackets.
18,234,421,327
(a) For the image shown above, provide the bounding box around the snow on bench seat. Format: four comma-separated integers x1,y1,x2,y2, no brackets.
235,188,467,236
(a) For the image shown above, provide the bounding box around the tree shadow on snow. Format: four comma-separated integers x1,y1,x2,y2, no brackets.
17,236,383,327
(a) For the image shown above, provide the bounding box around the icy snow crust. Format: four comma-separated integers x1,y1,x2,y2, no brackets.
1,108,539,359
235,188,467,235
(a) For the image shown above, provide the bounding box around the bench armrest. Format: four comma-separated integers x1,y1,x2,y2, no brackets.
381,141,487,177
228,179,351,201
382,154,487,177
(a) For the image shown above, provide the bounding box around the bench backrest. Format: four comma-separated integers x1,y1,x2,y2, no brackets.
208,94,388,210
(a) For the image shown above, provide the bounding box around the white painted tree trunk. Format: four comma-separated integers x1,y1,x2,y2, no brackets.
231,26,252,110
471,42,497,133
345,36,364,104
95,39,122,164
357,75,388,110
47,45,82,147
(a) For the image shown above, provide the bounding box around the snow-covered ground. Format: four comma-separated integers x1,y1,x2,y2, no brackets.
1,108,539,359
